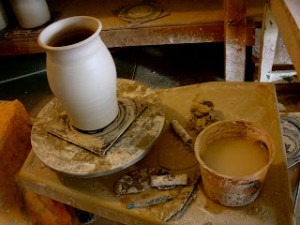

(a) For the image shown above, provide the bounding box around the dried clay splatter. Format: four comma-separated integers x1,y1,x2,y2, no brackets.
189,100,224,133
114,168,159,195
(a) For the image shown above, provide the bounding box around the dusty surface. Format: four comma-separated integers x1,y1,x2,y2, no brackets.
20,81,294,225
39,97,138,156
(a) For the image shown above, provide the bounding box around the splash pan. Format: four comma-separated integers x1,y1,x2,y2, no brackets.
31,79,165,177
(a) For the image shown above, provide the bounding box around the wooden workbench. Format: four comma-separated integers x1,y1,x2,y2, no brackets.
0,0,263,55
19,80,295,225
2,0,299,80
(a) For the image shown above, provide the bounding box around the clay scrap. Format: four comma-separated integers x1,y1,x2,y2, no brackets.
114,168,199,222
114,168,188,195
114,168,157,195
151,174,188,190
189,100,223,132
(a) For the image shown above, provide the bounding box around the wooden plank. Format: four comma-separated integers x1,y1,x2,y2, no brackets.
0,29,43,55
0,0,262,55
56,0,264,30
102,23,256,48
257,4,279,82
270,0,300,79
224,0,247,81
0,23,256,56
102,24,225,48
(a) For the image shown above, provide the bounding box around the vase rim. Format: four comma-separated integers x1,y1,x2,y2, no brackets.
38,16,102,51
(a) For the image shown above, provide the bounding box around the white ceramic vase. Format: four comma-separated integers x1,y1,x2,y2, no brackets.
38,16,118,132
0,1,8,30
10,0,50,28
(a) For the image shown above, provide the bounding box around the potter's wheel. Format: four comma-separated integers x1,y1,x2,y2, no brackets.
42,97,139,156
31,79,165,177
280,114,300,168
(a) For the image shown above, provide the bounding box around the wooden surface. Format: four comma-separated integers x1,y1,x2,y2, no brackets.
19,81,295,225
0,0,264,55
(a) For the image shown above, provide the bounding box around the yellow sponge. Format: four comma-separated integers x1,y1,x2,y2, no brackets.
0,100,75,225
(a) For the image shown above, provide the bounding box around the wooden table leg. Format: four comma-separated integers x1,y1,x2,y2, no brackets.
257,3,279,82
224,0,247,81
270,0,300,80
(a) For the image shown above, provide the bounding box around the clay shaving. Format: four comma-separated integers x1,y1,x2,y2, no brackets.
189,100,222,132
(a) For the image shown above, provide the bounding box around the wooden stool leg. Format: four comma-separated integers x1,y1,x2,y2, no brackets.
258,3,278,82
271,0,300,80
224,0,247,81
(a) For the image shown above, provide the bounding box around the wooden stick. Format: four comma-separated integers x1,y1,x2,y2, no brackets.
170,120,192,147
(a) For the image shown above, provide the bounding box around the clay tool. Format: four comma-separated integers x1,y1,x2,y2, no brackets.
164,175,202,222
126,196,173,209
170,120,193,147
151,174,188,188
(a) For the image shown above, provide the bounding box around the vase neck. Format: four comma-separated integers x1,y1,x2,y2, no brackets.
46,36,104,61
38,16,103,57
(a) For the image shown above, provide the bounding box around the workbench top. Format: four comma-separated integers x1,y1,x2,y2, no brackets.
20,80,294,225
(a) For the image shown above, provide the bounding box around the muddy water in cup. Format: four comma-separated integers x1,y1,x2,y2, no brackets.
201,136,269,176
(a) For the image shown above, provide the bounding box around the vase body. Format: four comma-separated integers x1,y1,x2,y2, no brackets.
11,0,50,28
38,16,118,132
0,1,8,30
